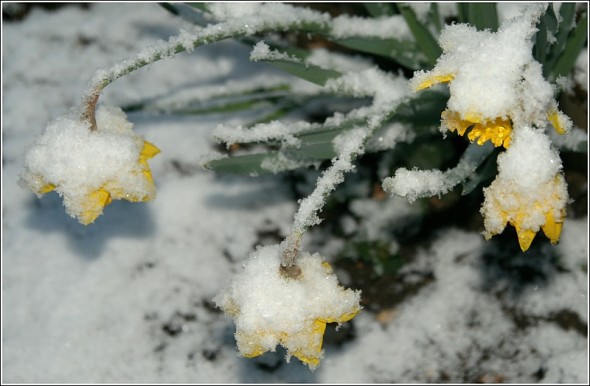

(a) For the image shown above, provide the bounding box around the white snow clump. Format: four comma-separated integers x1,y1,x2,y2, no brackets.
214,244,361,370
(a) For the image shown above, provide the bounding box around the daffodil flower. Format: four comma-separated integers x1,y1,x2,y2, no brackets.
235,307,359,369
215,245,361,370
410,5,571,148
20,105,160,225
480,126,568,251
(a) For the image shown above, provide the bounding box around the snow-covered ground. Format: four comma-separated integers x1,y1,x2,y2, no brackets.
2,3,588,383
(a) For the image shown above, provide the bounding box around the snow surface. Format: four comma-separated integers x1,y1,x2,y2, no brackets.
2,3,588,383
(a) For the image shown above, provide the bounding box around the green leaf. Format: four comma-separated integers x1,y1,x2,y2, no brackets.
552,12,588,79
205,117,371,175
397,4,442,67
535,4,559,76
158,3,179,16
122,84,292,115
205,153,279,175
429,3,443,33
534,7,550,65
187,3,209,13
336,37,426,69
458,142,498,195
204,146,330,175
158,2,211,26
363,3,395,17
544,3,578,77
463,3,499,32
257,57,342,86
247,103,299,126
544,3,559,33
394,90,448,128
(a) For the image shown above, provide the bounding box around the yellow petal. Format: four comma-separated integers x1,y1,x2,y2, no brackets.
235,330,273,358
39,183,56,194
415,74,455,91
464,112,482,124
290,319,327,369
241,344,267,359
442,110,472,136
79,188,112,225
514,224,537,252
541,210,564,245
141,140,160,159
547,111,566,135
139,141,160,186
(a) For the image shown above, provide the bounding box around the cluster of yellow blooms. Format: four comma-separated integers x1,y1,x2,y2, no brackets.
19,5,577,374
410,7,571,252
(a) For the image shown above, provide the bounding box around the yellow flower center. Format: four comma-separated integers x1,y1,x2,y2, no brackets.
442,110,512,148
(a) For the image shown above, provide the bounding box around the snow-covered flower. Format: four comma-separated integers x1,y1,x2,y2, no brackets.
20,105,159,225
480,126,568,251
214,245,361,370
410,5,571,148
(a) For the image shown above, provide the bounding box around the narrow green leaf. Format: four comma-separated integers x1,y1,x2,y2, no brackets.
188,3,209,13
545,3,578,75
247,104,297,126
363,3,395,17
554,3,577,52
158,3,179,16
261,59,342,86
175,99,274,115
122,84,291,115
457,142,497,195
206,119,370,175
457,3,469,24
336,37,425,69
544,3,559,34
430,3,443,33
158,2,212,26
538,3,559,77
205,146,330,175
465,3,499,31
397,5,442,66
394,90,448,127
552,12,587,78
534,9,549,64
205,153,276,175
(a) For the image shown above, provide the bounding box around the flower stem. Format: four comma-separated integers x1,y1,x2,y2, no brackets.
81,86,103,131
76,9,330,132
279,121,387,268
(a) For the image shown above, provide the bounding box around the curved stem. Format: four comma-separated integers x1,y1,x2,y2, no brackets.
279,123,384,268
81,86,103,131
77,13,330,132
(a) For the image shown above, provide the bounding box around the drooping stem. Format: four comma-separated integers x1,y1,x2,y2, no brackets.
279,122,385,268
76,5,331,132
81,86,103,131
280,231,302,269
277,69,413,269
